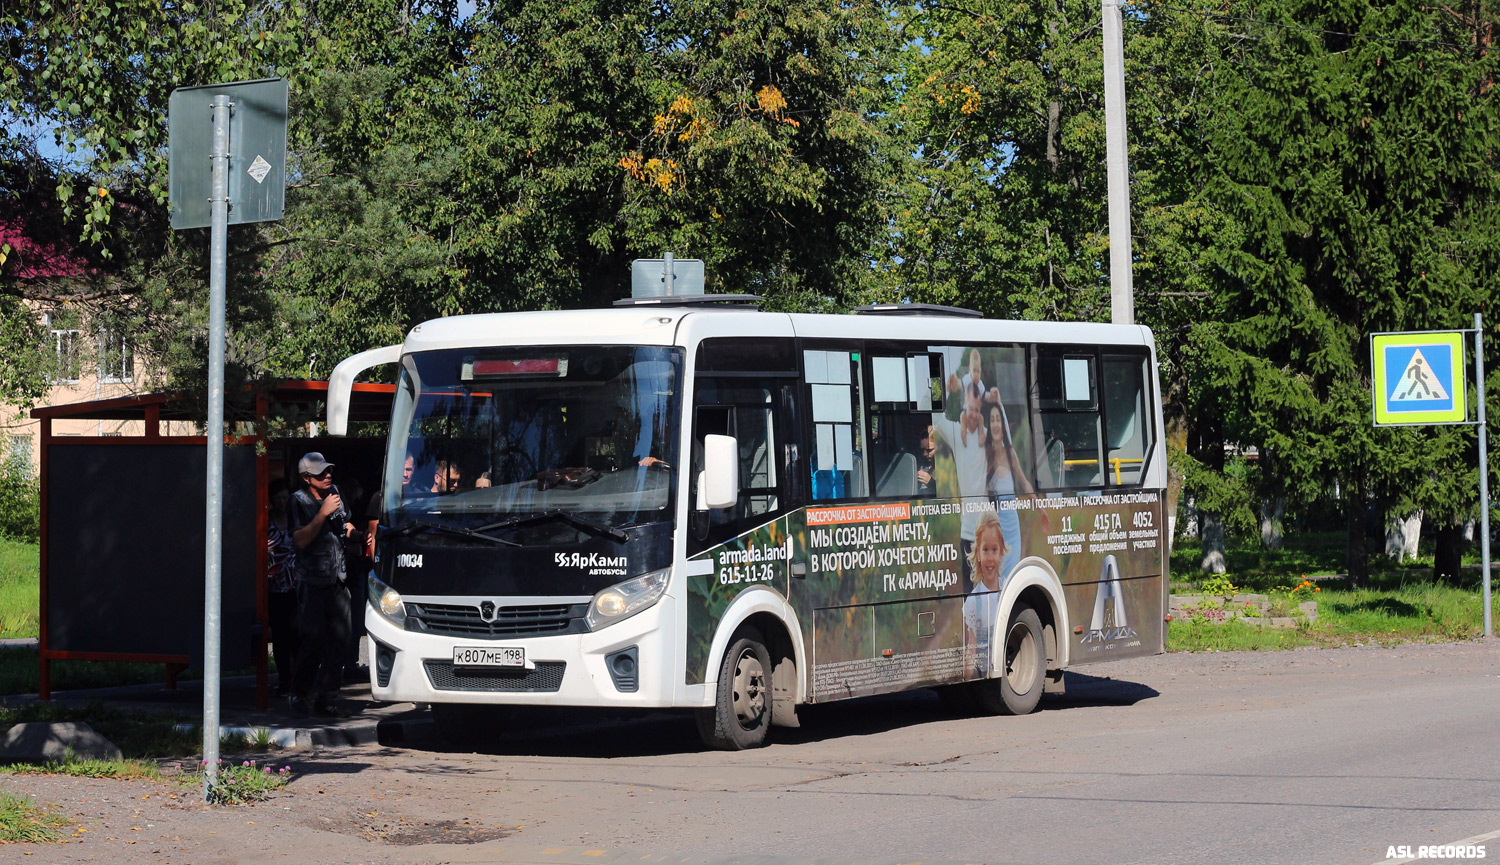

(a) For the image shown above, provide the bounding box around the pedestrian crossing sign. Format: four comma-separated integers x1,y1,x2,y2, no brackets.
1371,331,1466,426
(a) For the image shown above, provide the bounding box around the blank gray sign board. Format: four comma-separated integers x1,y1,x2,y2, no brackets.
168,78,288,229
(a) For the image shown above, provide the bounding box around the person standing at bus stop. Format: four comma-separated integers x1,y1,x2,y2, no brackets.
287,452,360,717
266,479,300,697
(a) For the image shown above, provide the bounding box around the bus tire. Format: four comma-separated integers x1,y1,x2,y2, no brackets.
696,626,772,750
972,603,1046,716
431,703,506,749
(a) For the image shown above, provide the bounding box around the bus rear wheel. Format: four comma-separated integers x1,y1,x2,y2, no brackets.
696,626,772,750
972,603,1046,716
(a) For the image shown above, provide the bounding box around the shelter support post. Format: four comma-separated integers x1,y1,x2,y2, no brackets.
38,417,50,701
166,662,188,690
254,402,270,710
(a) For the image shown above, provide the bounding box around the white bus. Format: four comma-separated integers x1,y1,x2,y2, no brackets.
327,297,1169,749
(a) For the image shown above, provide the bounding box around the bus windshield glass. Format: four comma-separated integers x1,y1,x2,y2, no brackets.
383,345,682,536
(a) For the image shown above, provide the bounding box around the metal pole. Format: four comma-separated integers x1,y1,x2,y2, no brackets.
1102,0,1134,325
664,251,675,296
201,93,230,802
1477,312,1491,638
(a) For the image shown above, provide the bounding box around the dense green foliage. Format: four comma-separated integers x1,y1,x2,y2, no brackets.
0,467,38,544
2,0,1497,575
1183,0,1499,581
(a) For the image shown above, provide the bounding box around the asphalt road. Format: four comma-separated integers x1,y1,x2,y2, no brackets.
8,640,1496,865
413,640,1500,865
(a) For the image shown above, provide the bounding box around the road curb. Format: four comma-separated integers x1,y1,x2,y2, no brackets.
174,717,386,749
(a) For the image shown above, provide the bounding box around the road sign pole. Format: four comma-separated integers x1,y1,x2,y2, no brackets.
201,93,230,802
1477,312,1491,638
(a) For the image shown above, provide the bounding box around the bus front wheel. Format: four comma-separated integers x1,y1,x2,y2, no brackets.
972,603,1046,716
696,626,772,750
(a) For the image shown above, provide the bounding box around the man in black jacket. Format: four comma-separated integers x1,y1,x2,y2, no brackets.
287,452,362,717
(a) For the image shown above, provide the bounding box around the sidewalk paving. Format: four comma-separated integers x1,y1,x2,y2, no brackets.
6,671,434,750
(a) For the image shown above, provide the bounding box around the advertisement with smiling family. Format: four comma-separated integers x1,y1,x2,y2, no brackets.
687,344,1165,700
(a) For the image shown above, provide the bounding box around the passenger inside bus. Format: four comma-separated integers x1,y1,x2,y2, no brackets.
428,459,490,494
916,426,937,496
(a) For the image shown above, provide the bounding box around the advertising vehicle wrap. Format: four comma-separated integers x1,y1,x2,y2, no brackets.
686,492,1163,698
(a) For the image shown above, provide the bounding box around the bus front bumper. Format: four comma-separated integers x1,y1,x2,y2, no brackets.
363,598,678,708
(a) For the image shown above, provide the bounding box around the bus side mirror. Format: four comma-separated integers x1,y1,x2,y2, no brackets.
698,434,739,510
327,343,402,435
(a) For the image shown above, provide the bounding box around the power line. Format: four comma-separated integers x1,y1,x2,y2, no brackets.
1142,2,1466,49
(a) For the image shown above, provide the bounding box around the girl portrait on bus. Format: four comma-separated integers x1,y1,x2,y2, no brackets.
981,396,1034,579
962,510,1007,677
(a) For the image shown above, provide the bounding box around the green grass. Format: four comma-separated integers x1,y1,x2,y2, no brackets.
0,539,39,639
1167,529,1491,650
0,790,68,843
1314,582,1484,643
1168,618,1316,652
0,756,162,781
1168,579,1486,651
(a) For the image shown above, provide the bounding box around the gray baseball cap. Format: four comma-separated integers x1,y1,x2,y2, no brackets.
297,452,334,476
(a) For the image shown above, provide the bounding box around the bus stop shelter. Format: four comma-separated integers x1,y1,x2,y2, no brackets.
30,380,394,708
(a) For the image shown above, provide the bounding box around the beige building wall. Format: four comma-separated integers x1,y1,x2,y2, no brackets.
0,311,194,477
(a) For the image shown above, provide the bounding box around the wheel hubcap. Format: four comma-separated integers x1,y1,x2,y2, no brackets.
1004,622,1039,694
731,649,767,728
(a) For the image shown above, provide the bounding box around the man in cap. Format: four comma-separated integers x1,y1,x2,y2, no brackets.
286,452,361,717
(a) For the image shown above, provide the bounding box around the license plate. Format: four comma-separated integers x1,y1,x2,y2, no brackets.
452,645,525,669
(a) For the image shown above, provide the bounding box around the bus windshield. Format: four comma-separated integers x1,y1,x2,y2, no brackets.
382,345,682,537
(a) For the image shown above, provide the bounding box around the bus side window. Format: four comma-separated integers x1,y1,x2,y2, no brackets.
867,352,942,499
1102,354,1153,486
1033,349,1104,489
805,348,867,501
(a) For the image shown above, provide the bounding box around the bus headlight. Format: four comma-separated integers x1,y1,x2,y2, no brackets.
586,568,669,631
367,573,407,627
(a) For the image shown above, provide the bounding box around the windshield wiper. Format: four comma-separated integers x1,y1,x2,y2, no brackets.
476,509,629,543
382,516,520,547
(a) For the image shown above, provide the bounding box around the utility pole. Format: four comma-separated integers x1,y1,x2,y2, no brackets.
1477,313,1491,637
1102,0,1134,325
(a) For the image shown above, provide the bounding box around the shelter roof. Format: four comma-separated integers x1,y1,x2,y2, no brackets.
30,379,394,424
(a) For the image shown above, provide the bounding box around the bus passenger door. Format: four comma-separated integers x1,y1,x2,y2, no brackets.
682,337,802,691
